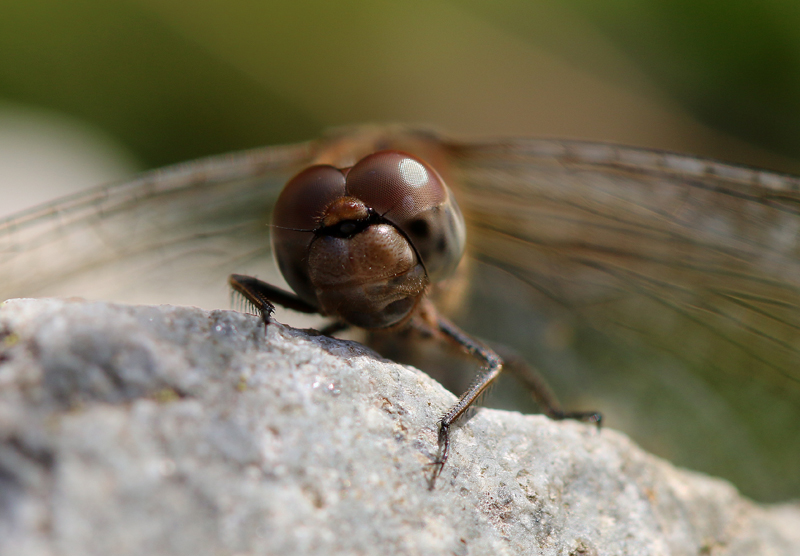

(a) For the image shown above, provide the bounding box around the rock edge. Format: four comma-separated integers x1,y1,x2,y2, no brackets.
0,298,798,556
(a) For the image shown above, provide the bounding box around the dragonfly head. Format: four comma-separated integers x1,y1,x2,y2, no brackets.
272,150,465,328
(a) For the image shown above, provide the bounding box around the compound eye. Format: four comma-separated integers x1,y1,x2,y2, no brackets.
346,151,466,281
346,151,447,222
272,164,347,306
273,165,347,231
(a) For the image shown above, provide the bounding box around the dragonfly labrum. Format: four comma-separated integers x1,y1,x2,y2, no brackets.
1,125,798,500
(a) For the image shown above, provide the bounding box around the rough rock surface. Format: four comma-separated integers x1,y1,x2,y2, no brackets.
0,298,798,556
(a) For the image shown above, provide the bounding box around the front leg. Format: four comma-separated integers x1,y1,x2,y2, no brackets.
228,274,320,326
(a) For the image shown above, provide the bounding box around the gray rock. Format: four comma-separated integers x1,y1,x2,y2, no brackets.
0,298,798,556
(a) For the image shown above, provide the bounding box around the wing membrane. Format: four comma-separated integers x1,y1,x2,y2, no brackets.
0,141,316,309
444,138,800,500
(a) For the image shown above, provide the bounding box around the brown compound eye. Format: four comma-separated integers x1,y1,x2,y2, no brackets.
271,164,347,307
346,151,466,281
273,165,347,231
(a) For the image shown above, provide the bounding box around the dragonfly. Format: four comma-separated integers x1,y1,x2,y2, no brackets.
1,124,798,501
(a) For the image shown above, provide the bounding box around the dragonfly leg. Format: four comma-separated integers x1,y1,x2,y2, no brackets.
499,347,602,426
228,274,319,326
427,315,601,489
428,315,504,488
319,320,350,336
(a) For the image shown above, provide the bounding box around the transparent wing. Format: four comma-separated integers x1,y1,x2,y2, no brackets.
443,138,800,501
0,140,316,310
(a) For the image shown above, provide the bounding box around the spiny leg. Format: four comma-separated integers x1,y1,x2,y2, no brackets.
427,316,601,489
319,320,350,337
429,315,504,488
229,275,351,340
497,345,601,425
228,274,319,328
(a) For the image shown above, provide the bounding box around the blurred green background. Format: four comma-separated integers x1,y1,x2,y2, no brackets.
3,0,800,501
4,0,800,198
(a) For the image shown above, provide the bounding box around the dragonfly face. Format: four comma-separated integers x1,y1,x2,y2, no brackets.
1,125,798,500
272,150,465,328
